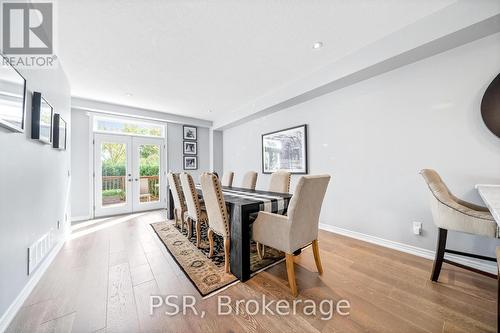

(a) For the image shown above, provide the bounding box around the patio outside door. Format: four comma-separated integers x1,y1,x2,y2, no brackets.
94,133,166,217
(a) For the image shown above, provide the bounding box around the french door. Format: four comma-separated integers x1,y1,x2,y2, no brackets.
94,133,166,217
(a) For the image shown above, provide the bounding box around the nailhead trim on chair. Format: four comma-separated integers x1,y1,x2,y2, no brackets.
210,173,230,237
184,173,208,223
172,173,187,211
168,173,187,230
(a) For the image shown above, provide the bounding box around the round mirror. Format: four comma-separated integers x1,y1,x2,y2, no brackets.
481,73,500,138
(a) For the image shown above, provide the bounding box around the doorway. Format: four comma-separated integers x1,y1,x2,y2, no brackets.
94,133,166,217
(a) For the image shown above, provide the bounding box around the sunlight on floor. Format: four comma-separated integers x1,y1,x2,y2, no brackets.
70,212,148,239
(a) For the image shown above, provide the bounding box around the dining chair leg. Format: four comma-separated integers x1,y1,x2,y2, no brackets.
173,209,178,227
208,229,214,258
285,253,298,297
312,239,323,275
180,210,185,232
223,237,230,273
196,220,201,248
431,228,447,282
187,217,192,239
256,242,265,260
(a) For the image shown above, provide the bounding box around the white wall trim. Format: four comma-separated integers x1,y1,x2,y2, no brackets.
319,223,497,275
71,215,91,223
0,239,66,333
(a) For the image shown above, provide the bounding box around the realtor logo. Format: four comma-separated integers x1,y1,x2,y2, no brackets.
2,2,53,54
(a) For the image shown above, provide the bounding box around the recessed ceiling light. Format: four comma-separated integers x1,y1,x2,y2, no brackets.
125,93,133,97
312,41,324,49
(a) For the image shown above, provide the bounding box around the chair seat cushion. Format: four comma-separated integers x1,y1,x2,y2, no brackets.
185,209,208,224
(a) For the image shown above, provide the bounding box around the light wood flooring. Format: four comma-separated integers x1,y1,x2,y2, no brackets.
6,210,497,332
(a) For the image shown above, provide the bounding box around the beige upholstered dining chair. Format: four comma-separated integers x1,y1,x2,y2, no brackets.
221,172,234,187
167,173,187,231
241,171,258,190
420,169,498,282
180,172,209,248
253,175,331,296
256,170,292,259
268,170,291,193
200,173,231,273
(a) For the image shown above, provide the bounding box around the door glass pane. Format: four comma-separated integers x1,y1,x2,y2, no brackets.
139,144,160,203
101,142,127,206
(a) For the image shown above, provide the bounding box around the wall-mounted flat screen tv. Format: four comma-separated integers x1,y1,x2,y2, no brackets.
31,92,53,144
0,55,27,132
53,114,66,150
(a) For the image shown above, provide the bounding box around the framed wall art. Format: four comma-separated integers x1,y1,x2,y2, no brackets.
262,124,307,174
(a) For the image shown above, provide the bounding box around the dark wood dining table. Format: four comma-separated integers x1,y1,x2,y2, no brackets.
168,185,293,281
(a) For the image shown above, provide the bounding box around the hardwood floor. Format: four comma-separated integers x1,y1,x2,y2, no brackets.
7,210,497,332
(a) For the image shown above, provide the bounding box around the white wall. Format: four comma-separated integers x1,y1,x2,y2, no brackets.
0,67,71,317
223,33,500,256
167,122,210,181
70,110,90,219
70,108,211,220
210,130,223,176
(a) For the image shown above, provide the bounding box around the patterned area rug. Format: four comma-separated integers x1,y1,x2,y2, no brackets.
151,220,285,297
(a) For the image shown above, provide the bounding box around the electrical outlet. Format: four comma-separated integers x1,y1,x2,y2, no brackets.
413,221,423,235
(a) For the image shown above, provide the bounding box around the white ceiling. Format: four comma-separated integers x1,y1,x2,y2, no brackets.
58,0,456,122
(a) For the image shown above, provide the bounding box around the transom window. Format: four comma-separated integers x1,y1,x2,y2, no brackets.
93,116,165,138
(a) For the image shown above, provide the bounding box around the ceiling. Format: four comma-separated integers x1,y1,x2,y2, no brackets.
58,0,456,122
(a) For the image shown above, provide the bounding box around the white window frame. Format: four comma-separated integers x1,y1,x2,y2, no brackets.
93,114,166,138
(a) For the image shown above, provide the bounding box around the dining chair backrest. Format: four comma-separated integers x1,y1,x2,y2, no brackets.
200,173,230,237
221,172,234,187
180,172,203,221
268,171,291,193
241,171,258,190
167,173,186,211
287,175,330,248
419,169,494,236
140,178,149,195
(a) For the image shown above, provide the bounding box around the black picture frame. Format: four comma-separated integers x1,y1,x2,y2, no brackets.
184,156,197,170
183,141,197,155
261,124,308,174
31,92,53,144
0,55,27,132
53,114,67,150
183,125,197,140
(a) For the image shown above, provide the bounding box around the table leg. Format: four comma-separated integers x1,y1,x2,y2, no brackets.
230,205,251,281
167,188,174,220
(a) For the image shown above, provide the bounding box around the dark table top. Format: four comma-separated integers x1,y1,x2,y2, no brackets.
195,185,292,207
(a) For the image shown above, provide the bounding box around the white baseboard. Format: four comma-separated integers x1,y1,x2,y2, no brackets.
319,224,497,275
0,239,66,333
71,215,91,223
